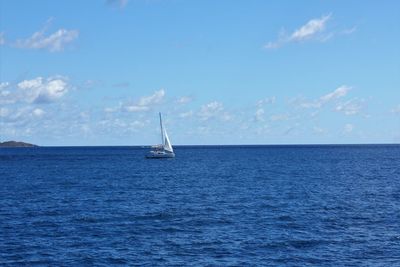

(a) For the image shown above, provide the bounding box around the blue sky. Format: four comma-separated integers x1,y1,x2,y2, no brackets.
0,0,399,145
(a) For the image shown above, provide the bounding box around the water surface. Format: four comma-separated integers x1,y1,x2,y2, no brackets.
1,145,400,266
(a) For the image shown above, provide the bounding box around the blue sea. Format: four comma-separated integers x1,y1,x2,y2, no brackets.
1,145,400,266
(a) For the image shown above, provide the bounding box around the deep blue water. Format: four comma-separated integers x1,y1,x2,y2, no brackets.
1,145,400,266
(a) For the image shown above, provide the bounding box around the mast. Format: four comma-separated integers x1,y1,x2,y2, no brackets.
159,112,164,146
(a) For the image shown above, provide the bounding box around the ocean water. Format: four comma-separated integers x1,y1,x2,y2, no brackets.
1,145,400,266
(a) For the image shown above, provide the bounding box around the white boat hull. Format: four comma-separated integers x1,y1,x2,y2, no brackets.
146,150,175,159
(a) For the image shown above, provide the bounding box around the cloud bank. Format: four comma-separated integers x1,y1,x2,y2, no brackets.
0,76,70,105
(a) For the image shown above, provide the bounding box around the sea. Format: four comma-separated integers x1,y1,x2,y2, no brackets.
1,145,400,266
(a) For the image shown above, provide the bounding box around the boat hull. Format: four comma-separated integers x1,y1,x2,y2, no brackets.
146,151,175,159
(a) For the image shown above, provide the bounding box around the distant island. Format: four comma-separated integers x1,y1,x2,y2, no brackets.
0,141,38,147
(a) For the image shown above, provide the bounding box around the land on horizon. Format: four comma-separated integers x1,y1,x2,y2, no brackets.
0,141,38,148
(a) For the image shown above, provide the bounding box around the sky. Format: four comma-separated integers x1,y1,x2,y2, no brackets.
0,0,399,146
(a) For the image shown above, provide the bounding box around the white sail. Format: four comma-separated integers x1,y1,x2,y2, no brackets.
163,129,173,153
146,112,175,158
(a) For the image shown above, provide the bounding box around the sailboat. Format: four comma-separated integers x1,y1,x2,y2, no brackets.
146,112,175,158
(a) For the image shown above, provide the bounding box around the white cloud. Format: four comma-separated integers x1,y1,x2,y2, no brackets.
17,76,69,103
335,99,363,115
320,85,350,102
0,106,45,124
299,85,351,109
0,76,69,105
256,96,276,107
0,82,9,88
254,108,265,122
291,14,331,41
32,108,45,117
297,99,321,109
265,14,334,49
18,77,43,89
125,105,149,112
264,32,285,49
15,21,79,52
176,96,192,104
138,89,165,106
198,101,224,121
0,32,5,45
254,97,275,121
123,89,165,112
0,107,24,123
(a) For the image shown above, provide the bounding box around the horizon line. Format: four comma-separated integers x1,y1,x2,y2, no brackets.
3,143,399,147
